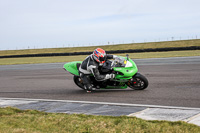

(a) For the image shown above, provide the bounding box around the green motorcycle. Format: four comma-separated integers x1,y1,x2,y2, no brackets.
63,54,148,90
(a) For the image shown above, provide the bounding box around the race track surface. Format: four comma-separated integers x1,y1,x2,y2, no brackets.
0,56,200,108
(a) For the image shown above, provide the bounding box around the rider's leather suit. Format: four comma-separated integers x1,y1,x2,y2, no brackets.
79,54,114,90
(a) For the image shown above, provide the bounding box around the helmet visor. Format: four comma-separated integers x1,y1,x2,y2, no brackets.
99,56,106,62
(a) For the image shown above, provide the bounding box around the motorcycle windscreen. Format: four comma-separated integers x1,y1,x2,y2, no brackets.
112,57,126,67
113,59,138,79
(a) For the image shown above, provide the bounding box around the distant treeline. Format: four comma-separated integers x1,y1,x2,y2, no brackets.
0,46,199,59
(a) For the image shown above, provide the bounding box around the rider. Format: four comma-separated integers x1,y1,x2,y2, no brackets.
79,48,116,92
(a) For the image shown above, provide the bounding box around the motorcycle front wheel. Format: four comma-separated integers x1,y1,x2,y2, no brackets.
127,73,148,90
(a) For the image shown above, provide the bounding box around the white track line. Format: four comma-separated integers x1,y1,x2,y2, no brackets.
1,97,200,110
184,113,200,122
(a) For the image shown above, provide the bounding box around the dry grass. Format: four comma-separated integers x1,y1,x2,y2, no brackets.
0,39,200,56
0,50,200,65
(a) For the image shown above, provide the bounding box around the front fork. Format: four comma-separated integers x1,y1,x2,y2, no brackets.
127,73,140,86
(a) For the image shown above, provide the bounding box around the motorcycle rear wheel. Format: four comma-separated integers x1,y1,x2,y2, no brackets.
73,75,85,90
127,73,148,90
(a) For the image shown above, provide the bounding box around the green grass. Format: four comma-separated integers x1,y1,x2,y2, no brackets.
0,39,200,65
0,107,199,133
1,39,200,56
1,50,200,65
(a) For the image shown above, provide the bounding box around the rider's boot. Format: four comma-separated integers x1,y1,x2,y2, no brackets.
84,84,96,92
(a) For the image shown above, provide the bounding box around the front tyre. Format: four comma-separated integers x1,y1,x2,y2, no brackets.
127,73,148,90
73,75,85,90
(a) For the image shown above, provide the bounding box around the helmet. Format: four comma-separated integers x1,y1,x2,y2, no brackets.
93,48,106,64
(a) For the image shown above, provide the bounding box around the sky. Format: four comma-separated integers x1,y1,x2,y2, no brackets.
0,0,200,50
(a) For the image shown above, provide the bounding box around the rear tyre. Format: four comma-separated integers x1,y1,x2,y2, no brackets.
127,73,148,90
73,75,85,90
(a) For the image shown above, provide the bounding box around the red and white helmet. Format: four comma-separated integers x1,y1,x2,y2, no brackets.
93,48,106,64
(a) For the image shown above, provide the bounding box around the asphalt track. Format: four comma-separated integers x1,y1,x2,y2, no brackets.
0,56,200,108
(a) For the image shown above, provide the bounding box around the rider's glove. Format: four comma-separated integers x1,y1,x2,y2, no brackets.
113,55,117,59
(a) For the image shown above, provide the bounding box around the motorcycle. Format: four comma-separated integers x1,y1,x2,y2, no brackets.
63,54,148,91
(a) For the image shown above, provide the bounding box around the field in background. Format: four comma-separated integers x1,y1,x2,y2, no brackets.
0,39,200,65
0,50,200,65
0,39,200,56
0,107,199,133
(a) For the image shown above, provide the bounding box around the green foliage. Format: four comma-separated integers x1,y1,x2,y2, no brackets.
0,107,199,133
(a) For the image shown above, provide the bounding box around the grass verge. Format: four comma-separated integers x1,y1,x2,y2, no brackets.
0,50,200,65
0,39,200,56
0,107,199,133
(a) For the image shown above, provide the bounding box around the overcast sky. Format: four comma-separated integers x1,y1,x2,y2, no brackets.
0,0,200,50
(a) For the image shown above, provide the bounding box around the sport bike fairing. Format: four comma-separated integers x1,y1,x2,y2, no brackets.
63,55,148,90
